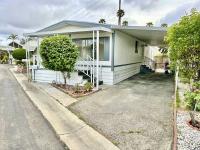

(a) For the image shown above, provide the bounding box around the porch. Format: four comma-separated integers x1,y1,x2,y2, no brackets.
25,27,113,89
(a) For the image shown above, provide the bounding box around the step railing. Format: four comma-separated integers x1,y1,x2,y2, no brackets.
75,55,102,85
143,56,156,70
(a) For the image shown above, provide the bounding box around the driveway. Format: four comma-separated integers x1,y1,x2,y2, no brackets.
0,65,65,150
69,73,174,150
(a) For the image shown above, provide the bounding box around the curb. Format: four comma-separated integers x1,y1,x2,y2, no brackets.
10,68,120,150
9,68,69,149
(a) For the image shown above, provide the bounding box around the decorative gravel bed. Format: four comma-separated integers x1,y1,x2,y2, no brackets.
177,111,200,150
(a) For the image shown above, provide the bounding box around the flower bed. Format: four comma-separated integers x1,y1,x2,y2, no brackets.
51,83,99,98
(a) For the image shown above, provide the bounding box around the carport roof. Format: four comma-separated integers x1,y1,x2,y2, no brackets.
25,20,167,46
112,26,167,46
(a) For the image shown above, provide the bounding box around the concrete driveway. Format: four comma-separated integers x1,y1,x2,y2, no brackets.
69,73,174,150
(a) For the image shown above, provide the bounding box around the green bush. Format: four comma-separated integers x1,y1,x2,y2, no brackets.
180,77,190,84
40,35,79,85
193,81,200,89
12,48,26,60
2,55,8,63
16,60,25,66
84,82,93,92
184,90,200,111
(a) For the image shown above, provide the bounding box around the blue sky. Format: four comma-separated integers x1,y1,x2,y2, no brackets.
0,0,199,45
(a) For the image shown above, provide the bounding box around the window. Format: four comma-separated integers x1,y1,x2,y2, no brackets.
135,41,138,53
73,37,110,61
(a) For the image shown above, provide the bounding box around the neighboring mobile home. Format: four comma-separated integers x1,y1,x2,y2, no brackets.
24,20,166,87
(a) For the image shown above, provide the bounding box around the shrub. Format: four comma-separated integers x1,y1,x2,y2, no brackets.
166,9,200,80
16,60,25,66
74,84,81,93
12,48,26,60
2,55,8,63
184,90,200,111
193,81,200,90
84,82,93,92
40,35,79,85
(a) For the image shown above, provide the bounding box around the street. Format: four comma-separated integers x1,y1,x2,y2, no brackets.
0,65,65,150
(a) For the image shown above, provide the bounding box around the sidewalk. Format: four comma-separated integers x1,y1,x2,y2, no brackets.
10,68,119,150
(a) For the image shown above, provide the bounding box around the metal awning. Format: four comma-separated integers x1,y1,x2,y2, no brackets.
112,26,167,46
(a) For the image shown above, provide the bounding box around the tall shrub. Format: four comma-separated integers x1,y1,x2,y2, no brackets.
166,9,200,80
40,35,79,85
12,48,26,61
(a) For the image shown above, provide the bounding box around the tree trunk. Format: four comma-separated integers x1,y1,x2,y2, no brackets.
62,72,67,85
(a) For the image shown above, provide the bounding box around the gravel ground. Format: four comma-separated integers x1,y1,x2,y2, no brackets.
177,111,200,150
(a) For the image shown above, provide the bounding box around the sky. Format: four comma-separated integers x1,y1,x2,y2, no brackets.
0,0,199,45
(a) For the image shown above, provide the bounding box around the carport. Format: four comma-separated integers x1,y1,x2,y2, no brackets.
112,26,167,46
113,26,168,72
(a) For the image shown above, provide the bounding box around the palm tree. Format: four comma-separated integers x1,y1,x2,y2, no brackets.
8,34,18,48
117,0,125,26
122,20,128,26
99,19,106,24
20,38,26,45
161,23,168,27
146,22,154,27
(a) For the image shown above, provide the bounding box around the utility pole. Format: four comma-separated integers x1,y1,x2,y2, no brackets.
118,0,121,25
117,0,125,26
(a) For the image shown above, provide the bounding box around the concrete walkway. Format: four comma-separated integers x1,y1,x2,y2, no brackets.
10,67,119,150
0,65,65,150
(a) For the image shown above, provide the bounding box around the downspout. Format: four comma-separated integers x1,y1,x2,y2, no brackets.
111,31,115,71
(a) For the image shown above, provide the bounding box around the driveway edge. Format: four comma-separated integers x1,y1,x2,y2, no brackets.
10,68,120,150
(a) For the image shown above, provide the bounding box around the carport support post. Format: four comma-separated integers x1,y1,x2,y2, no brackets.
27,37,31,82
96,30,99,90
37,37,40,67
25,37,29,80
92,30,95,87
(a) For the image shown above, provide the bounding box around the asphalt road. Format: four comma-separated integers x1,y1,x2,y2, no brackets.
0,65,65,150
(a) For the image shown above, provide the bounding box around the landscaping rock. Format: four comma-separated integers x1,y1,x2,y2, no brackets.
177,111,200,150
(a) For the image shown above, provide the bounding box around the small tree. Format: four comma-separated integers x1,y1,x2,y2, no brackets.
40,35,79,85
122,20,128,26
166,9,200,80
166,9,200,126
12,48,26,61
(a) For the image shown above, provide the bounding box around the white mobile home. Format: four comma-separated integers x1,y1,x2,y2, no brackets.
24,20,166,87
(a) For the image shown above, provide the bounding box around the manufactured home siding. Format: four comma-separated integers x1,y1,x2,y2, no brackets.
101,67,113,85
113,30,144,84
33,67,114,85
33,69,83,85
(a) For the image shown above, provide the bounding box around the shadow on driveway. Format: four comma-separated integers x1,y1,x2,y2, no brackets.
69,73,174,150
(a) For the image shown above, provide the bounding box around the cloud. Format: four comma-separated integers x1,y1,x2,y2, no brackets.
159,0,200,25
124,0,159,10
0,0,199,45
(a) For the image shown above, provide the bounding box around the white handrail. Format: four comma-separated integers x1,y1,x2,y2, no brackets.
75,55,102,86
